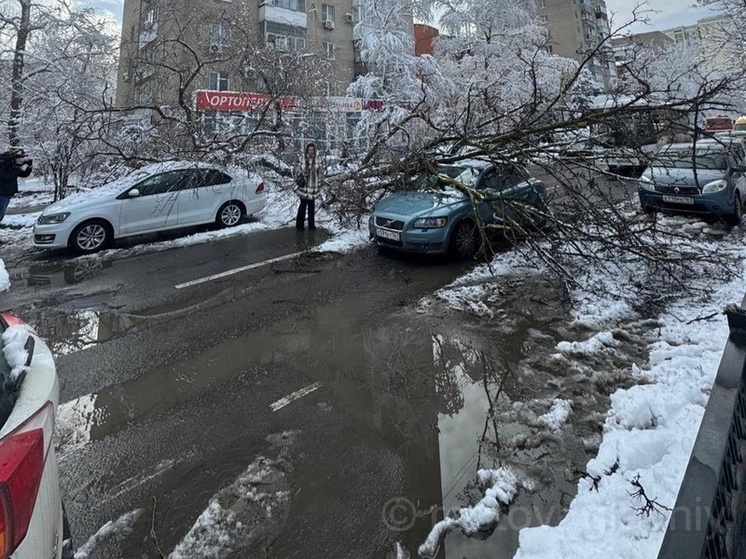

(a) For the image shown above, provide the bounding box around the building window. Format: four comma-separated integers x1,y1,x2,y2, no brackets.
265,22,307,51
267,34,306,50
545,45,553,54
353,5,363,22
323,41,335,59
322,4,335,23
540,15,548,23
211,23,230,45
140,7,157,30
271,0,306,10
209,72,230,91
538,0,546,7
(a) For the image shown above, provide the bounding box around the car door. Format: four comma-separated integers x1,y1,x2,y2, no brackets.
118,171,183,235
175,169,233,226
489,165,540,226
729,144,746,194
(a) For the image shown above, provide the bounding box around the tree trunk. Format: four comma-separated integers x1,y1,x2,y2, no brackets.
8,0,32,148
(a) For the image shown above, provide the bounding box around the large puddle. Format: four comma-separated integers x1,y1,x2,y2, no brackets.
54,271,648,558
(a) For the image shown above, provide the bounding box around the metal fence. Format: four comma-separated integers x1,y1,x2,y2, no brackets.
657,301,746,559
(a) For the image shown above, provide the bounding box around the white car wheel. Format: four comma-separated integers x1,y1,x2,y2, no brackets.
217,202,244,227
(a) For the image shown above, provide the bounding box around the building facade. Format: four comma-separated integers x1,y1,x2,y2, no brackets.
116,0,370,108
662,15,734,72
537,0,617,90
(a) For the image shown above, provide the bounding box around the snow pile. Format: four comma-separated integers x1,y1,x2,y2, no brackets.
73,509,143,559
513,266,746,555
1,326,30,381
0,212,40,229
170,454,292,558
537,399,573,431
556,331,620,356
0,258,8,291
419,467,524,558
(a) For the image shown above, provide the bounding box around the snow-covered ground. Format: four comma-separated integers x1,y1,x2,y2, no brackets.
416,214,746,559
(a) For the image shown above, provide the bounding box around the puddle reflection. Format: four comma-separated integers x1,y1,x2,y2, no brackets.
52,279,596,559
27,259,112,287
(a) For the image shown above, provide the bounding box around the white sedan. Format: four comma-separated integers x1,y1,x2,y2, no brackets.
0,313,72,559
33,162,267,253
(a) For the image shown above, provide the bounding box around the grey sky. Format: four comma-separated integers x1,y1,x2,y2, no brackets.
93,0,718,36
605,0,720,32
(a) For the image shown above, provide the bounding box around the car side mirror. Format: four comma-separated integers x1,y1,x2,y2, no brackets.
128,189,141,198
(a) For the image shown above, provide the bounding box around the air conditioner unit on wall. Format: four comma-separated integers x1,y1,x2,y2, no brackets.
344,13,353,23
323,19,335,30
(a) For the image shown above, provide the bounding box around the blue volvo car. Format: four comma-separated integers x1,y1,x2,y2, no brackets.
638,139,746,224
369,161,547,259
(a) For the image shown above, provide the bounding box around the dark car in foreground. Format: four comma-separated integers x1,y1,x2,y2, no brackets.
369,160,547,259
638,140,746,224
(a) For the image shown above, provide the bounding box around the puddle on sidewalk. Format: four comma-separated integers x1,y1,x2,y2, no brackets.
57,272,648,559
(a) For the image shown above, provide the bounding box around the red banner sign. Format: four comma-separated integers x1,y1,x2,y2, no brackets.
196,90,295,112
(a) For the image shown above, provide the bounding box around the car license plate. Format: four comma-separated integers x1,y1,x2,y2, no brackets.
662,195,694,205
376,228,400,241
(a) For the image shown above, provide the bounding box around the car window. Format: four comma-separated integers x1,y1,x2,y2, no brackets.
479,170,501,190
731,145,746,166
202,170,232,186
178,170,233,191
656,148,727,170
411,166,480,189
479,165,525,190
135,172,185,196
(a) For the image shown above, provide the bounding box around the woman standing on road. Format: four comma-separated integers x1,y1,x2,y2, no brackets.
294,142,324,231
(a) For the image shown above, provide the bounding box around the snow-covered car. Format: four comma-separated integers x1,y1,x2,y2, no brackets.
369,161,547,259
33,162,267,254
0,313,72,559
638,139,746,224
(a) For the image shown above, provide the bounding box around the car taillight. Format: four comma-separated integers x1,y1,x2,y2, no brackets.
255,182,265,194
0,401,54,558
0,314,36,335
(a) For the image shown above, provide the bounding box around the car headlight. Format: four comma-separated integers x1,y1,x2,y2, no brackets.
37,212,71,224
413,217,448,229
638,175,655,191
702,179,728,194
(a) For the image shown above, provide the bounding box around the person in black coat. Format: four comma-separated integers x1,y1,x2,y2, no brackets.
0,149,33,223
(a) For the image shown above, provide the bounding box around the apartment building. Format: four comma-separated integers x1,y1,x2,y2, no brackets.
116,0,369,107
662,15,734,71
537,0,617,90
610,31,673,62
115,0,420,151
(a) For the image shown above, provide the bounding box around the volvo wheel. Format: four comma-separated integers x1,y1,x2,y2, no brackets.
449,221,479,260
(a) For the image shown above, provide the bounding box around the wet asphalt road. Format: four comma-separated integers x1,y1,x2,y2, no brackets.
0,170,641,558
1,227,474,558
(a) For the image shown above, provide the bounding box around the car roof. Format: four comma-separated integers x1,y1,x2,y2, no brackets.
662,141,732,151
137,161,223,175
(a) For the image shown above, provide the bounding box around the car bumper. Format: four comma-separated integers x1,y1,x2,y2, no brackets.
368,221,450,254
32,222,75,249
638,188,734,216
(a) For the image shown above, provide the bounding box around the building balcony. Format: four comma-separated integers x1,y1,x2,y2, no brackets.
138,24,157,47
259,3,307,27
